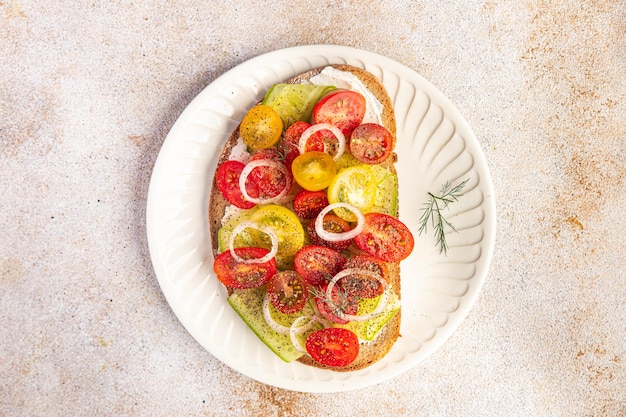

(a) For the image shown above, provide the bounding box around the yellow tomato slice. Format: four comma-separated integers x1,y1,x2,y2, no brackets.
249,204,305,269
291,151,337,191
240,105,284,151
327,165,377,221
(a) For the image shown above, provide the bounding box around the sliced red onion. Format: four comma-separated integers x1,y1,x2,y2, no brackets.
289,316,320,352
325,268,390,322
228,220,278,264
314,202,365,242
239,159,292,204
298,123,345,161
262,293,290,335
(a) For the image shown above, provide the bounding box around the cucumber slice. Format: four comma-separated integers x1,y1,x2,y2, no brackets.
338,288,400,341
370,165,398,217
227,287,319,363
262,84,335,128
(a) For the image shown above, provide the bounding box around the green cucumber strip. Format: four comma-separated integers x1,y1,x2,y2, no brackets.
369,165,399,217
227,287,319,363
334,153,362,171
262,84,335,128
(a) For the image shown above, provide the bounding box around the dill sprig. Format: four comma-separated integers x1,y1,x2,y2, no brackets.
310,284,354,318
418,179,469,256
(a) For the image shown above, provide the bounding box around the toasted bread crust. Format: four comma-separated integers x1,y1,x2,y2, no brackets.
208,64,400,371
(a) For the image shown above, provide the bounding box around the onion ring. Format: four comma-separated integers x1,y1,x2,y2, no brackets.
325,267,390,322
298,123,345,161
314,202,365,242
228,220,278,264
262,293,290,335
289,316,320,352
239,159,291,204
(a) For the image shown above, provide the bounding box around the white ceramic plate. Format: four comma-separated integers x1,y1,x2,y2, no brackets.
146,45,496,393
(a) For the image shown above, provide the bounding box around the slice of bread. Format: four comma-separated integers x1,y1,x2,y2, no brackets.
208,64,400,371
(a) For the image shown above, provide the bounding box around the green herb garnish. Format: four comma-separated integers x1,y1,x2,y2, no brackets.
310,284,355,319
418,179,469,255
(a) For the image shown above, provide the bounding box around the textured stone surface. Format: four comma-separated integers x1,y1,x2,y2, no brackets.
1,1,624,416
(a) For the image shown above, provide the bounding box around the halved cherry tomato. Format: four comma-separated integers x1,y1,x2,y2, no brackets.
307,213,353,251
349,123,393,164
240,105,284,151
250,148,291,197
267,270,309,314
354,213,415,262
284,121,313,148
307,125,345,158
213,247,277,289
291,151,337,191
342,255,388,298
312,90,366,137
326,165,377,221
249,204,305,269
279,121,312,169
306,327,359,367
215,160,259,209
293,190,329,219
314,283,358,324
282,121,324,159
294,245,345,286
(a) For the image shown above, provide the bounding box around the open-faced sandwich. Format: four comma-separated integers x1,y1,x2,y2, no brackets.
209,64,414,371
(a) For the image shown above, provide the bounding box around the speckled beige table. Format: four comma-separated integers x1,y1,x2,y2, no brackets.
1,1,625,416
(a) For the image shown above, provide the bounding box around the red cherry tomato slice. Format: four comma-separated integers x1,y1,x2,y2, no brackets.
305,327,359,367
281,121,323,168
249,148,291,198
342,255,388,298
306,213,353,251
215,160,259,209
354,213,415,262
312,90,366,137
294,245,346,286
349,123,393,164
293,190,329,219
213,247,277,289
314,283,358,324
267,270,309,314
